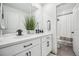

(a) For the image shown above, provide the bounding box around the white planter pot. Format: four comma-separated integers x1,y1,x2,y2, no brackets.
27,30,34,34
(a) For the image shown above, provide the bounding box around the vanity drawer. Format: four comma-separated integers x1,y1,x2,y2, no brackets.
42,35,52,42
0,38,40,56
16,44,41,56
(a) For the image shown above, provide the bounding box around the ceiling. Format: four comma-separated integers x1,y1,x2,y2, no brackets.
57,3,76,16
3,3,38,13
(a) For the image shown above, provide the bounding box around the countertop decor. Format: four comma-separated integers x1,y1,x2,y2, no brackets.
24,16,36,34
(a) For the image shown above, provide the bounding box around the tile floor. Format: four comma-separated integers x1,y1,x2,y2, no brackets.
57,45,75,56
48,45,75,56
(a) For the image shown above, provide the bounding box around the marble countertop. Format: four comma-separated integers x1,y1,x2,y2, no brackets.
0,32,52,49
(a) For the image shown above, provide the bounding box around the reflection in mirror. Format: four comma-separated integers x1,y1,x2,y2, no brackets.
0,3,8,36
0,3,1,36
0,3,38,35
0,3,44,36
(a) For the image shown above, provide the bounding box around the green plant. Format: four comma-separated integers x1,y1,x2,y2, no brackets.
24,16,36,30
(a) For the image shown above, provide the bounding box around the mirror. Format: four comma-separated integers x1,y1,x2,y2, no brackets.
0,3,1,35
0,3,38,35
0,3,45,35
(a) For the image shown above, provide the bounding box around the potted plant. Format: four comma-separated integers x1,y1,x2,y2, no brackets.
24,16,36,34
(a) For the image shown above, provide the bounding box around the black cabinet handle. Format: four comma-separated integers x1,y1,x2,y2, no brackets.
71,32,74,34
26,51,31,56
47,41,49,47
26,52,28,56
29,51,31,56
24,43,32,48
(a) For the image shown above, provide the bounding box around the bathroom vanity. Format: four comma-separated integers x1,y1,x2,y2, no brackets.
0,32,52,56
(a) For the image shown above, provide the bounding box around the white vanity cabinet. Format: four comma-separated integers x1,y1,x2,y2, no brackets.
0,33,52,56
42,35,52,56
0,38,41,56
30,44,41,56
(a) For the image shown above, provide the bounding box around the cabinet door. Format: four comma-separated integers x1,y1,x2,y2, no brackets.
42,41,48,56
47,40,52,53
47,35,52,53
31,44,41,56
16,44,41,56
0,38,40,56
16,50,29,56
42,35,52,56
42,41,52,56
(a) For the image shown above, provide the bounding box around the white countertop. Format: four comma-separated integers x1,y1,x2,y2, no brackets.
0,32,52,49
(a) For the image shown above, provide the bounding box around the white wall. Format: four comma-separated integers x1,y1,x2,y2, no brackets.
34,4,57,54
3,5,31,34
57,3,75,39
57,14,73,38
43,4,57,54
33,4,43,30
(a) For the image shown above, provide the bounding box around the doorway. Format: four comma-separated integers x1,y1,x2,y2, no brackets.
56,3,76,56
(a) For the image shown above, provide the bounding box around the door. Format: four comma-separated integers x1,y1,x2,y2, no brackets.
73,6,79,55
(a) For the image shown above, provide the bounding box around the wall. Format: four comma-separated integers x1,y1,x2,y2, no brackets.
57,3,75,39
57,14,73,38
43,4,57,54
3,5,31,34
33,4,43,30
34,3,57,54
